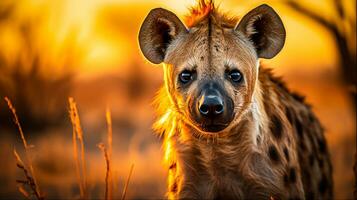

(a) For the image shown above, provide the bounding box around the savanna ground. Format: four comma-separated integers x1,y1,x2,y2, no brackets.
0,0,355,199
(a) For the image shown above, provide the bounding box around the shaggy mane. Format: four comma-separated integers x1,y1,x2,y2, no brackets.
185,0,239,28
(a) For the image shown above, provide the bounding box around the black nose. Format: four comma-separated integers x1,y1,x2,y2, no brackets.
198,93,224,117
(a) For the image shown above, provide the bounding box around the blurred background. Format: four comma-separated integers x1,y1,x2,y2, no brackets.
0,0,355,199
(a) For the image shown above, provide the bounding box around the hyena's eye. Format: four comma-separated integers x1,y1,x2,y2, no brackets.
227,69,243,83
179,70,195,84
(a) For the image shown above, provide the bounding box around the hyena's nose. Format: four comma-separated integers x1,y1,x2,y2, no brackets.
198,93,224,117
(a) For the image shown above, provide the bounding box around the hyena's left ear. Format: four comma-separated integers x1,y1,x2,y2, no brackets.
138,8,188,64
235,4,286,59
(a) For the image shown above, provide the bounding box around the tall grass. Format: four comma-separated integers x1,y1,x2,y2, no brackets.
68,97,88,199
98,143,111,200
5,97,43,200
122,164,134,200
106,108,113,200
7,96,134,199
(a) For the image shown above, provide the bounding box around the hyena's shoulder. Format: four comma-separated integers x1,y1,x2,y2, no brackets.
259,67,333,199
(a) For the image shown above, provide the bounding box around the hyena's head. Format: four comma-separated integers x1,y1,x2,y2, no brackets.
139,2,285,134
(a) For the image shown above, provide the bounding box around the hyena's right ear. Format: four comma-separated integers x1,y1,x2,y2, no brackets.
138,8,187,64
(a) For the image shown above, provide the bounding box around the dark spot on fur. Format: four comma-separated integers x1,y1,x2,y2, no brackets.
318,175,328,194
299,139,307,151
283,174,289,186
270,115,283,139
291,92,305,102
318,139,327,153
302,169,311,188
318,158,324,168
283,147,290,162
296,120,303,137
289,167,297,183
200,56,204,61
308,112,315,122
285,108,294,124
308,154,315,166
214,44,220,52
268,146,280,163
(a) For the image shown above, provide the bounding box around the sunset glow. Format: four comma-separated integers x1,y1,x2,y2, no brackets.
0,0,355,199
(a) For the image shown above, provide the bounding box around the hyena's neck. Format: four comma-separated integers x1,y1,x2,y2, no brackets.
156,100,267,199
155,102,267,187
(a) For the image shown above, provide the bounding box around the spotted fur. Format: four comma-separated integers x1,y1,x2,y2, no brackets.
139,1,333,199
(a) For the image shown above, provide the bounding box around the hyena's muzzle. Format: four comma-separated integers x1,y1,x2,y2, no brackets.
188,80,234,133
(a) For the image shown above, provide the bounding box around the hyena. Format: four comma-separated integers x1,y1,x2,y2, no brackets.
138,1,333,199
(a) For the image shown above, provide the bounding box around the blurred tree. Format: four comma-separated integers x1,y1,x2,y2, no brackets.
0,0,14,22
0,1,81,132
285,0,356,101
284,0,356,197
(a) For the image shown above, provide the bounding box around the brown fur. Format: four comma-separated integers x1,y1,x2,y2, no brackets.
154,69,333,199
141,1,333,199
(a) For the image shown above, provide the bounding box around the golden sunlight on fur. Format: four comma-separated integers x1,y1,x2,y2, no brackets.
138,0,334,199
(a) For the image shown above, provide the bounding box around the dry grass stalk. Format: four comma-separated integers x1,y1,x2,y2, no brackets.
14,149,43,200
98,143,111,200
4,97,28,148
68,97,87,199
70,120,84,198
106,108,113,200
121,164,134,200
5,97,43,200
18,185,30,200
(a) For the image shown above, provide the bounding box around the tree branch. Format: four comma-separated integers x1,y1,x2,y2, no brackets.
333,0,345,19
285,0,338,33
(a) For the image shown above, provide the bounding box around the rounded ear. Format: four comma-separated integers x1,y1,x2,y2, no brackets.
235,4,286,59
138,8,187,64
